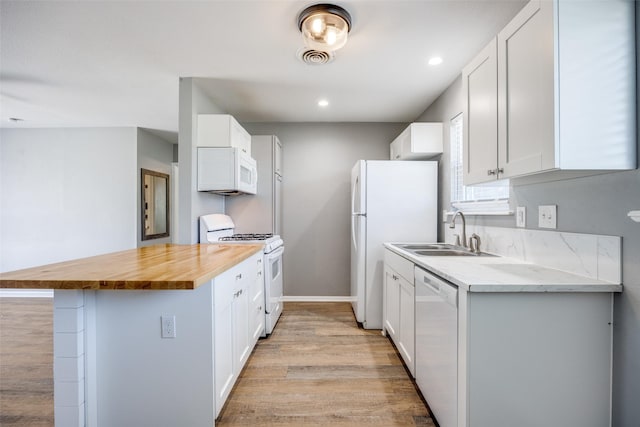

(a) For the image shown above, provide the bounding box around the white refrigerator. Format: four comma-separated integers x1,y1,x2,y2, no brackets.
350,160,437,329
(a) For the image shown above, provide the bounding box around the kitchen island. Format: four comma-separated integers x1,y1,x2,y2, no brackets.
0,243,264,427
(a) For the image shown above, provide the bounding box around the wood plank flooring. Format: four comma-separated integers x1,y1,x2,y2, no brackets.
0,299,432,426
217,302,433,426
0,298,54,427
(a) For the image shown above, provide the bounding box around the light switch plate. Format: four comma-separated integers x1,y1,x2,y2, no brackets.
538,205,557,229
516,206,526,228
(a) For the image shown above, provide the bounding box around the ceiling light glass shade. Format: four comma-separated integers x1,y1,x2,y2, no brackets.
298,4,352,52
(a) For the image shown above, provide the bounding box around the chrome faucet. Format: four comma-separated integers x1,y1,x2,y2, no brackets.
449,211,467,248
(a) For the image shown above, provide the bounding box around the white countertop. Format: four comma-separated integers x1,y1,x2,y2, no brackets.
384,243,622,293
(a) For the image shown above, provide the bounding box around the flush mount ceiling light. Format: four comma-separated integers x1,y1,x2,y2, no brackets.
298,4,352,52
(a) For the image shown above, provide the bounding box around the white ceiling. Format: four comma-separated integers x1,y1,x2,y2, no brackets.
0,0,526,141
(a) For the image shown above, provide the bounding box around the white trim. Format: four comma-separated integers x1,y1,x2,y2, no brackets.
0,289,53,298
281,296,355,303
446,199,513,217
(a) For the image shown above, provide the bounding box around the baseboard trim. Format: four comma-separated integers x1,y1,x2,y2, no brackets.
0,289,54,298
281,296,355,303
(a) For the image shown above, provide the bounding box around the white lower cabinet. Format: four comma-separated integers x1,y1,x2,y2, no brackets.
214,252,263,417
385,247,616,427
383,249,416,377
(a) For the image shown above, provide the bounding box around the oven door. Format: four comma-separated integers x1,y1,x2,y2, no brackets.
264,246,284,334
237,151,257,195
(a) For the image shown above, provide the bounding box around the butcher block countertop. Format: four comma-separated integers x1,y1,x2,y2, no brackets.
0,244,263,290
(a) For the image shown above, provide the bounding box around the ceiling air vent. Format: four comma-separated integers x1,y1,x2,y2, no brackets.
298,48,334,65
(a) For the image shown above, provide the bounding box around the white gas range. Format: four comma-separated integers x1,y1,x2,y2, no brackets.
199,214,284,335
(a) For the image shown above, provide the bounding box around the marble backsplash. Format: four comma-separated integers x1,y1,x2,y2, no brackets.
444,225,621,284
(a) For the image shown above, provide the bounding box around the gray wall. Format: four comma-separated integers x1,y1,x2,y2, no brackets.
0,127,137,273
416,56,640,427
177,78,226,244
137,128,175,247
243,122,406,297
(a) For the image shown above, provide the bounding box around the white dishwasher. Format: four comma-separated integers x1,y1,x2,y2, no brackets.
415,266,458,427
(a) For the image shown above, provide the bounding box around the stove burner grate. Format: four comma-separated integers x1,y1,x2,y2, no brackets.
219,233,274,241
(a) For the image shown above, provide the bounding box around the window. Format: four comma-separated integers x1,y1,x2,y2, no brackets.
449,113,510,214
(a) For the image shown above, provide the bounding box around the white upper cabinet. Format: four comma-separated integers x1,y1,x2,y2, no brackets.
462,39,499,184
463,0,636,185
197,114,252,156
390,123,443,160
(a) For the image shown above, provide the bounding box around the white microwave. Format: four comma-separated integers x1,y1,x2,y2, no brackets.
197,147,257,195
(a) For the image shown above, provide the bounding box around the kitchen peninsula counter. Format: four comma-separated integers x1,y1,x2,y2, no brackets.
0,243,265,427
0,243,263,290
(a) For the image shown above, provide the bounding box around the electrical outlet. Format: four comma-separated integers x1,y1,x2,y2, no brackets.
516,206,526,228
442,210,449,223
161,315,176,338
538,205,557,229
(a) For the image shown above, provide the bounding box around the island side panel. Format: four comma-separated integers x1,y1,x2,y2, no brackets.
94,282,215,427
53,290,87,427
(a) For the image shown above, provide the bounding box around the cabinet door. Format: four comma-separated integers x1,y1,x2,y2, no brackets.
233,270,251,371
214,271,235,417
384,266,400,340
462,38,499,184
497,0,555,178
398,276,415,377
250,257,265,342
230,118,251,156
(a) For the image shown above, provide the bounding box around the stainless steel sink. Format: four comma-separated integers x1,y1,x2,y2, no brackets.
397,243,458,250
413,249,497,257
393,243,497,257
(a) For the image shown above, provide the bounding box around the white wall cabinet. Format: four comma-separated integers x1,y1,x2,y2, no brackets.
383,249,415,377
461,39,498,184
213,252,262,417
390,123,443,160
197,114,252,156
462,0,636,185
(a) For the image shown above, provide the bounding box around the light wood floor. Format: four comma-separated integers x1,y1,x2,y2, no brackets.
0,299,432,426
217,302,433,426
0,298,54,427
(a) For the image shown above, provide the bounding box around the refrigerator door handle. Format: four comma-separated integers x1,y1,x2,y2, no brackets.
351,177,357,214
351,214,357,251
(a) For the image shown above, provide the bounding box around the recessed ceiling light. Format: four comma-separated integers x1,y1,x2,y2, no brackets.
318,99,329,107
428,57,443,66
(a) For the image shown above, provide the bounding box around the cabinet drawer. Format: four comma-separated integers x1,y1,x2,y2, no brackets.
384,249,414,284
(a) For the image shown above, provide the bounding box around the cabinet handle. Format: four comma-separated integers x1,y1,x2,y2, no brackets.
392,274,398,281
236,273,242,280
487,169,497,175
258,306,262,311
497,168,504,175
